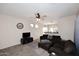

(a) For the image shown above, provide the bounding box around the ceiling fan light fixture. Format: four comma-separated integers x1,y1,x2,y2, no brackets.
36,18,40,22
35,24,39,28
30,24,34,27
36,13,40,18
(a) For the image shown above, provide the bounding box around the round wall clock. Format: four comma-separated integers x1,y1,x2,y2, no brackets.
16,23,24,29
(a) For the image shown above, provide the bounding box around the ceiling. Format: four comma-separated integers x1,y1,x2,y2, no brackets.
0,3,79,20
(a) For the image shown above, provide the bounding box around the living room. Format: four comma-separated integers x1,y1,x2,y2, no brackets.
0,3,79,56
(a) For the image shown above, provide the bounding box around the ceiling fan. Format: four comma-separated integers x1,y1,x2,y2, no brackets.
35,13,40,19
35,13,47,21
29,13,47,28
29,13,47,23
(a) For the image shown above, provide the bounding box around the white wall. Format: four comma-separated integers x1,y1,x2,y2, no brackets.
28,20,43,40
58,15,76,42
0,14,30,49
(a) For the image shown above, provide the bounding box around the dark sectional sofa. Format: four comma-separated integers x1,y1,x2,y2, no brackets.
38,34,77,56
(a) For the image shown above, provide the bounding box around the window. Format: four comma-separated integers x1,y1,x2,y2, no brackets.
42,23,58,34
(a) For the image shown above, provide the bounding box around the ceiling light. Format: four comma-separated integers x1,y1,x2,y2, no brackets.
36,18,40,22
30,24,34,27
35,24,38,28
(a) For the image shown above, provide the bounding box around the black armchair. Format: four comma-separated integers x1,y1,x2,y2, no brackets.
21,32,33,44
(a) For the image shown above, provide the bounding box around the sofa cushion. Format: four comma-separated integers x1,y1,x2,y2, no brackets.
40,40,51,44
53,42,64,50
49,46,67,56
64,40,76,53
50,36,61,43
40,34,48,39
38,40,52,51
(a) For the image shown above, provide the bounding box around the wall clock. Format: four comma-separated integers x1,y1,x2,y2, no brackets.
16,23,24,29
